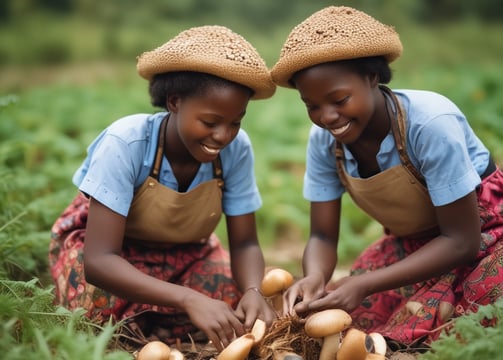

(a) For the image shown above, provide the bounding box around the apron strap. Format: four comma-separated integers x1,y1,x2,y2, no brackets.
212,154,224,189
381,86,426,186
151,115,169,180
150,115,224,188
332,87,426,187
334,141,349,189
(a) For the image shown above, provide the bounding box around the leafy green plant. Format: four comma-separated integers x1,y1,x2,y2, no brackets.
420,300,503,359
0,279,132,360
0,94,133,357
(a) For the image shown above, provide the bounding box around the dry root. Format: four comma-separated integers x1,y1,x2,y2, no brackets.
254,315,321,360
125,315,322,360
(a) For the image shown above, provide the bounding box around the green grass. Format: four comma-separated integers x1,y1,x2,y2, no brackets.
0,280,131,360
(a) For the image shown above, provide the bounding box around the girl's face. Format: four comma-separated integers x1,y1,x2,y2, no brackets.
167,84,250,163
293,62,380,144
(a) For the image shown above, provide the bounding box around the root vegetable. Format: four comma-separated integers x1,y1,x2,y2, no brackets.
216,334,255,360
366,332,387,356
168,349,184,360
304,309,352,360
137,341,171,360
251,318,266,345
337,328,367,360
261,268,294,315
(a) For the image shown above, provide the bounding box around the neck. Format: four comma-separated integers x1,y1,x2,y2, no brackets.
361,86,391,143
164,116,198,165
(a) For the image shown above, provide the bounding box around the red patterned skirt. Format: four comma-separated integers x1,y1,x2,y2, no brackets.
48,193,241,344
347,167,503,348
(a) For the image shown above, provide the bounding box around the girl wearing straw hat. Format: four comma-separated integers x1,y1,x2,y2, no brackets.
49,25,276,350
272,6,503,348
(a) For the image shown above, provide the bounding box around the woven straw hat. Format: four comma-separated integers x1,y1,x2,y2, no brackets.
137,25,275,99
271,6,403,88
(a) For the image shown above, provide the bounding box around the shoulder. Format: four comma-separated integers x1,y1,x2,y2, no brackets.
75,112,166,185
394,90,468,142
308,124,333,142
307,125,335,153
233,129,253,146
219,129,256,176
221,129,253,156
395,90,464,122
103,112,166,144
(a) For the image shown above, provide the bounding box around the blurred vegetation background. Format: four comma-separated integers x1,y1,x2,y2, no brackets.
1,0,503,358
1,0,503,277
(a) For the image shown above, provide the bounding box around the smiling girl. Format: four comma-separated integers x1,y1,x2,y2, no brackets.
49,25,276,350
271,6,503,348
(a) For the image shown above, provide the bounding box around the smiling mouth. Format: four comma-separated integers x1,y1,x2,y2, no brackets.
329,122,350,136
202,144,221,155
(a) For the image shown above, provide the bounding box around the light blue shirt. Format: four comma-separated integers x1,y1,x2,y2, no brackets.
304,90,490,206
73,112,262,217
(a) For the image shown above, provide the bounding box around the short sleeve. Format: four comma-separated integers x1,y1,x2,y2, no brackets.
303,125,344,201
410,114,481,206
74,134,138,216
221,130,262,215
72,113,159,216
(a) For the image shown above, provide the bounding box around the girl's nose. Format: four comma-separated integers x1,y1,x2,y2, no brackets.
213,125,234,144
320,106,339,127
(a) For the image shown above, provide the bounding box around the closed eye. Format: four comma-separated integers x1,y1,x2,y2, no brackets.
201,120,217,128
334,96,349,106
305,104,319,112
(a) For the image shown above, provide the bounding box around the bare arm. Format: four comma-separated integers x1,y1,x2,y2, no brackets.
226,213,264,291
303,199,342,282
284,199,341,315
83,197,200,306
226,213,276,329
358,191,480,293
306,191,481,313
83,197,244,351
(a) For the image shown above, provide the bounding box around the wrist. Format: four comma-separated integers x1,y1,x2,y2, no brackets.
244,286,262,296
356,272,378,297
178,287,205,309
305,270,329,284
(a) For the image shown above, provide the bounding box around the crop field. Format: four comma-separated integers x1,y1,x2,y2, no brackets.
1,2,503,359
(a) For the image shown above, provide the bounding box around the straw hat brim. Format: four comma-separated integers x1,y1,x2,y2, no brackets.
137,26,276,100
271,6,403,88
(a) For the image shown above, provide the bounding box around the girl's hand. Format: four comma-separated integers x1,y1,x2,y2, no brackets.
183,293,245,352
303,275,369,313
234,288,276,331
283,272,326,318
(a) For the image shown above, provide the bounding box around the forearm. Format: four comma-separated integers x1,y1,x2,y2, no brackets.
84,253,201,309
361,234,478,295
304,200,341,284
229,242,265,291
358,191,481,296
303,235,338,284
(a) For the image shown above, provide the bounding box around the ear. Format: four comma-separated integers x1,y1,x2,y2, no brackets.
166,94,181,113
368,73,379,88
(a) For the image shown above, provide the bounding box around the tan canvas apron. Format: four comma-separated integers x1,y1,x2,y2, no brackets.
124,116,224,245
334,87,439,237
